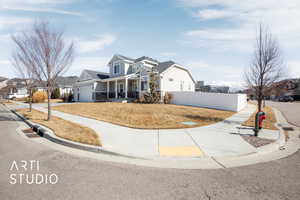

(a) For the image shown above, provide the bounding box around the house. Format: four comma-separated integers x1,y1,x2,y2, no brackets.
74,54,195,102
266,78,300,100
5,78,29,99
55,76,79,96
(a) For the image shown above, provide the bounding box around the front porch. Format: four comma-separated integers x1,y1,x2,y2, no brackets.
94,75,149,101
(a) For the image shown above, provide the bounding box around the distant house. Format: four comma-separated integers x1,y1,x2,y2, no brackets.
0,76,79,99
74,54,195,102
195,81,229,93
266,78,300,100
55,76,79,96
5,78,29,99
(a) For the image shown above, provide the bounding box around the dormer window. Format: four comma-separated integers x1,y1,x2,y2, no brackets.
114,63,120,74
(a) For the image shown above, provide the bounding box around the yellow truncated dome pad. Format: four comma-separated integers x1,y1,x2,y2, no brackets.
159,146,204,157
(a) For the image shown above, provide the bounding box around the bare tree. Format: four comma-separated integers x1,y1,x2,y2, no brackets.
11,20,75,120
11,39,36,112
245,24,284,112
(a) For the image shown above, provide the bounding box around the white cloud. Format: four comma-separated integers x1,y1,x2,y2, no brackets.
178,0,300,52
69,56,110,75
0,59,10,65
77,34,116,53
195,9,235,20
0,0,81,16
184,60,245,89
0,16,32,30
287,61,300,78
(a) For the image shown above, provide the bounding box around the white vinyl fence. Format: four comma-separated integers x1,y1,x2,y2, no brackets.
169,92,247,112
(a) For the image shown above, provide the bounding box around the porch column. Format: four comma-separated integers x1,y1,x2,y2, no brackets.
107,81,109,99
139,76,142,98
115,80,118,98
125,78,128,98
147,75,150,92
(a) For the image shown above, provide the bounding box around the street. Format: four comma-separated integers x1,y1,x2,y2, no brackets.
266,101,300,127
0,104,300,200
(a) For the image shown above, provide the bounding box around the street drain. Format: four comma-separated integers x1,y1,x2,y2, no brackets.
22,128,40,138
283,127,294,131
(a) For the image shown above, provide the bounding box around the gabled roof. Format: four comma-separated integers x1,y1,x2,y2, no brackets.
81,69,110,81
116,54,135,61
56,76,79,87
135,56,159,63
156,61,196,83
156,61,176,73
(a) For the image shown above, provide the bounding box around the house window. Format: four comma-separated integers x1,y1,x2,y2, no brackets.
114,63,120,74
169,78,173,82
129,64,134,73
141,81,148,91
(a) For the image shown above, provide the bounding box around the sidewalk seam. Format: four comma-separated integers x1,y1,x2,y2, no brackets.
184,129,205,156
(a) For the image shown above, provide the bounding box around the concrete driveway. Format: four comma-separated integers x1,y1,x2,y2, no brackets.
266,101,300,127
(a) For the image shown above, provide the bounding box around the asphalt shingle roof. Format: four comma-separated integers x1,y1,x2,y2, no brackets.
83,70,110,80
156,61,176,73
56,76,79,87
135,56,159,63
115,54,135,62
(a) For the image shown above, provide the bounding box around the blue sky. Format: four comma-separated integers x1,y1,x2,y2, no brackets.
1,0,300,89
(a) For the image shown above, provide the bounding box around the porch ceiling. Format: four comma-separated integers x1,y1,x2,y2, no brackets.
100,74,140,82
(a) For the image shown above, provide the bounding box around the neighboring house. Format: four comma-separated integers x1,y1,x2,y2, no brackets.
55,76,79,96
0,77,8,98
74,54,195,102
5,78,29,99
266,78,300,100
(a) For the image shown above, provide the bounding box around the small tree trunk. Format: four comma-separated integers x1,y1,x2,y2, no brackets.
257,98,262,112
29,89,32,112
29,98,32,112
47,88,51,121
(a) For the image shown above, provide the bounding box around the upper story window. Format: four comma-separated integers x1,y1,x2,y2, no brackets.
113,63,121,74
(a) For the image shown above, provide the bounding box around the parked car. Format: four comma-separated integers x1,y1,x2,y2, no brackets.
278,96,294,102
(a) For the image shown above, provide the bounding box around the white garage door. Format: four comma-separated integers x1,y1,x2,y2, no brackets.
79,85,93,102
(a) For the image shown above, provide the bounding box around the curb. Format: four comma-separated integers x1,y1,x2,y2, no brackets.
9,108,142,159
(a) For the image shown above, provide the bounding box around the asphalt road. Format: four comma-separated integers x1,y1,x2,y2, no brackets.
266,101,300,127
0,104,300,200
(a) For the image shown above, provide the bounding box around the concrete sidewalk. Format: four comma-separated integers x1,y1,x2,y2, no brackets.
9,102,280,158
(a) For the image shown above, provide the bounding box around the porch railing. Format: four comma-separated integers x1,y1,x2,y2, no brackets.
95,91,140,100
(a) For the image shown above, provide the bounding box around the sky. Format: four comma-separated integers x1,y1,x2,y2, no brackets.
0,0,300,90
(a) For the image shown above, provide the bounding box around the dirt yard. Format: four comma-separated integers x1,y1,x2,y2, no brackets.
17,109,101,146
53,103,235,129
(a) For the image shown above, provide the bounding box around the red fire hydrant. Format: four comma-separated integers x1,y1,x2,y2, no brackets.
258,114,266,129
254,112,266,136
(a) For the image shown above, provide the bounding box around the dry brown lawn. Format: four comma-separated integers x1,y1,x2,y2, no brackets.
53,103,235,129
243,105,278,130
45,99,63,103
17,109,101,146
